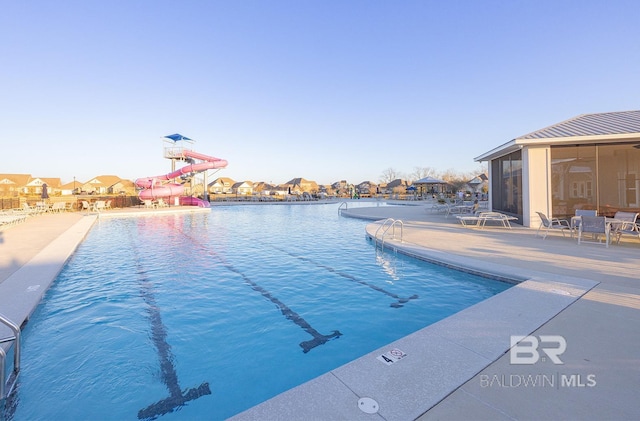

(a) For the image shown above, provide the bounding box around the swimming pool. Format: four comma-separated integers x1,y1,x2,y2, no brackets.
4,203,511,420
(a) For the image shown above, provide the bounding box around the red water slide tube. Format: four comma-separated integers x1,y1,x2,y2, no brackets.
135,150,228,204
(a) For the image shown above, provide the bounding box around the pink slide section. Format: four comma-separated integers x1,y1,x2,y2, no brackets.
135,150,228,207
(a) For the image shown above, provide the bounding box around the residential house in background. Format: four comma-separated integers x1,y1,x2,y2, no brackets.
252,182,277,196
356,181,378,196
465,174,488,194
331,180,349,196
232,181,254,196
384,178,409,194
209,177,235,194
79,175,128,195
59,180,78,196
0,174,32,197
284,178,319,194
0,174,61,197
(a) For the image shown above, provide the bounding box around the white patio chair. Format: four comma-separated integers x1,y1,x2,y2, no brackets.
610,211,639,244
535,211,571,239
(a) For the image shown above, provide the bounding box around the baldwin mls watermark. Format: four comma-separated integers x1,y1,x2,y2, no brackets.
510,335,566,365
479,335,596,389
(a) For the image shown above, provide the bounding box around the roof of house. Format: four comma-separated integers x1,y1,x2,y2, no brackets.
209,177,235,187
386,179,408,188
285,177,318,186
519,110,640,140
37,177,62,188
0,174,32,186
476,110,640,162
232,181,253,189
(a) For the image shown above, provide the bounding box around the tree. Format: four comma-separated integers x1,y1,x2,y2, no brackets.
440,168,470,193
408,166,437,181
379,167,403,184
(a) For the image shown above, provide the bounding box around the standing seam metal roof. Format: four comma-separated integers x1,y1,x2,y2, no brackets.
518,110,640,140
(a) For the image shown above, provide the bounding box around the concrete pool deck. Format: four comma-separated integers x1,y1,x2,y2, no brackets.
1,202,638,420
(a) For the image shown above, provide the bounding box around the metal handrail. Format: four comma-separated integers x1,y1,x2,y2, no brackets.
374,218,395,239
0,313,20,400
338,201,348,214
373,218,403,250
381,219,404,248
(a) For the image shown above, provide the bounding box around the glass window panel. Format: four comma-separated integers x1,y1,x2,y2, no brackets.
551,143,640,218
491,150,522,217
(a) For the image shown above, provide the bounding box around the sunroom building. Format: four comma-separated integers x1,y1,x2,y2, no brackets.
475,110,640,227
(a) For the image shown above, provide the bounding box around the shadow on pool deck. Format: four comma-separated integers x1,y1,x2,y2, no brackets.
1,202,638,420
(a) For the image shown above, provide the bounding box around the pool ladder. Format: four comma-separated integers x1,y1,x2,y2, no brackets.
374,218,404,249
0,313,20,401
338,201,348,214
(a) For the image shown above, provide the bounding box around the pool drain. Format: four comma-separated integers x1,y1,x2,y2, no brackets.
358,397,379,414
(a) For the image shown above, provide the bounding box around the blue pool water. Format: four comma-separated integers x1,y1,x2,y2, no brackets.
5,203,511,420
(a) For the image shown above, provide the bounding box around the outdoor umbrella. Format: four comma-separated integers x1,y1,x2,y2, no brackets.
164,133,192,142
41,183,49,200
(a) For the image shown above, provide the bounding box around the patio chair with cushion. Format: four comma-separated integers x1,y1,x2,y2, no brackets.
577,215,610,247
535,211,571,239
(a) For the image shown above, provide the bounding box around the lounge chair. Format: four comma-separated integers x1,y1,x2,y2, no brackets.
0,211,27,228
430,202,450,214
156,198,169,208
54,202,68,213
35,201,50,214
577,215,610,247
93,200,106,212
81,201,91,212
535,211,571,239
457,211,517,229
143,199,156,209
18,202,37,216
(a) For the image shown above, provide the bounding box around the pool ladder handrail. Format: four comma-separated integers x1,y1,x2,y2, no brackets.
0,313,20,401
338,201,348,214
374,218,404,249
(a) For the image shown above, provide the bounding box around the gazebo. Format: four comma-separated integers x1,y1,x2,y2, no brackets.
412,176,448,196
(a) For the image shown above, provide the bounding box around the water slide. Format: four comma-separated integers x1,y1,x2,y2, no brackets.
135,150,228,207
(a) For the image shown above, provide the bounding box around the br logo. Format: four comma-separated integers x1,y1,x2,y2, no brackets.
510,335,567,365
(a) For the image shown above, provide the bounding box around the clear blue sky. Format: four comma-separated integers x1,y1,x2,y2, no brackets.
2,0,639,186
